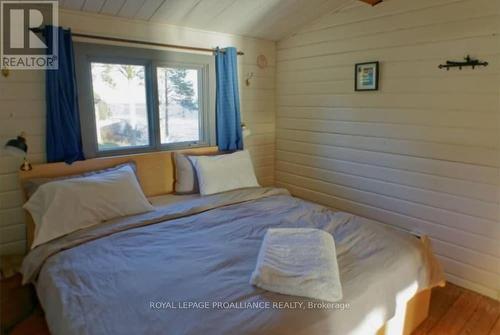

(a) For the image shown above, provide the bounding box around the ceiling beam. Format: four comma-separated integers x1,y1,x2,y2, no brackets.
359,0,383,6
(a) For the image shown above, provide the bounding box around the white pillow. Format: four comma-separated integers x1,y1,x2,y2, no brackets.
189,150,259,196
24,165,154,248
173,152,199,194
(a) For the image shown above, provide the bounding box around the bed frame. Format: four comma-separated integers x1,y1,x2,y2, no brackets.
377,288,431,335
18,146,431,335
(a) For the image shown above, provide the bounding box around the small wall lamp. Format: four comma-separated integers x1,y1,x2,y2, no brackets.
245,72,254,86
4,133,32,171
241,123,252,139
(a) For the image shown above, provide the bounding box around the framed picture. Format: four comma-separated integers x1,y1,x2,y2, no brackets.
355,61,379,91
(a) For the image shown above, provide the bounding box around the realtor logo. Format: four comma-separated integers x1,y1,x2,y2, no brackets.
1,0,58,69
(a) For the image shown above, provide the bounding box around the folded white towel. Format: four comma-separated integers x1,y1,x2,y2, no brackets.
250,228,342,302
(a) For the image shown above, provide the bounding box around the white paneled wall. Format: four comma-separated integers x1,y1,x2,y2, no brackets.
0,70,45,255
276,0,500,299
0,9,276,255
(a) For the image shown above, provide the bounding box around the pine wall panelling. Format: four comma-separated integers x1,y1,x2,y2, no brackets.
276,0,500,299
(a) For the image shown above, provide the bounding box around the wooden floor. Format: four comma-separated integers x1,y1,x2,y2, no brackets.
413,283,500,335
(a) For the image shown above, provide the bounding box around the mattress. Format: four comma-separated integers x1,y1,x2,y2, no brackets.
22,187,443,335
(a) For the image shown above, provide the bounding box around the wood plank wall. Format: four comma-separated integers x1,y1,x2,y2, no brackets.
276,0,500,299
0,9,276,254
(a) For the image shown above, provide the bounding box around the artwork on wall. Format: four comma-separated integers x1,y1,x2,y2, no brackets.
355,61,379,91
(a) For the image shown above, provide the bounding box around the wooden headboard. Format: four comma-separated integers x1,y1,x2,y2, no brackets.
19,146,218,249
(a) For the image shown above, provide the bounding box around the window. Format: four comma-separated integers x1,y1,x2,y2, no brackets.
91,63,149,150
74,43,215,157
157,67,200,144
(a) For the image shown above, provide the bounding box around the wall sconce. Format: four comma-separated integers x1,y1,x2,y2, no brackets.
241,123,252,139
4,132,32,171
245,72,254,86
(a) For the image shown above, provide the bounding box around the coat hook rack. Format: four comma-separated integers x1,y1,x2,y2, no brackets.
438,55,488,71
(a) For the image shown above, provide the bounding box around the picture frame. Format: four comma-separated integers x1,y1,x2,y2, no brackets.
355,61,379,91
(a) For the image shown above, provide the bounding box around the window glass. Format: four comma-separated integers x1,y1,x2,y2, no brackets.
157,67,200,144
75,42,215,157
90,62,149,150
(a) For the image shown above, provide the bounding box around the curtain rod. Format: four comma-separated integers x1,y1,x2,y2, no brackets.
30,28,244,55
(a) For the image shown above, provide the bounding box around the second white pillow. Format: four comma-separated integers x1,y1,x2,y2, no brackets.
189,150,259,196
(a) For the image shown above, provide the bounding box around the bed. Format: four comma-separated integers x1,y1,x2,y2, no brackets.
19,148,444,335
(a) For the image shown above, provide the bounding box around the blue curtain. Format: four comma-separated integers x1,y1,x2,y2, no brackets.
44,26,84,164
215,47,243,151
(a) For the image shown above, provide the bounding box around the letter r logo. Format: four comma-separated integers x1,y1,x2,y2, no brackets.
8,8,47,49
28,9,47,48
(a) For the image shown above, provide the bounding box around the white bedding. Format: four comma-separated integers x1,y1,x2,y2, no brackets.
250,228,342,302
25,164,153,248
189,150,259,195
23,188,444,335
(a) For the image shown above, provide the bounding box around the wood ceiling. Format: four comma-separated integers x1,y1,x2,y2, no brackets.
59,0,349,41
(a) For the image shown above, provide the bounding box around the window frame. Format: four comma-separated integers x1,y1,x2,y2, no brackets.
154,61,208,150
74,42,216,158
